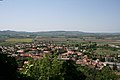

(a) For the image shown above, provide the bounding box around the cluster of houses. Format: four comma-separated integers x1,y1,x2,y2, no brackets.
0,42,120,70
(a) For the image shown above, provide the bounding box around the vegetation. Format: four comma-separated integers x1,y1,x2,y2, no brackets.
0,38,33,46
0,53,18,80
6,38,33,43
0,31,120,80
95,48,119,55
22,54,86,80
0,52,119,80
77,65,120,80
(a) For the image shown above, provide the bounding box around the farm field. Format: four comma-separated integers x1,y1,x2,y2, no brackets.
0,38,33,46
6,38,33,42
95,48,119,55
35,37,120,45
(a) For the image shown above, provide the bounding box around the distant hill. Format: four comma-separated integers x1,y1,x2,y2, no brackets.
34,31,88,37
0,30,120,38
0,30,86,36
0,30,33,38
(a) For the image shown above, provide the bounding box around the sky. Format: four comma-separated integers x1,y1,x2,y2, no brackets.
0,0,120,32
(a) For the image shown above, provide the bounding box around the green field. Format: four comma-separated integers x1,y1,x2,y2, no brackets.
95,48,119,55
0,38,33,46
6,38,33,42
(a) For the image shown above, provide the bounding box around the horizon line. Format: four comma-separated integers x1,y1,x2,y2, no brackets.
0,29,120,33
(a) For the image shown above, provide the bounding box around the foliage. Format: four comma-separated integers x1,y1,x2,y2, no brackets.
0,51,33,80
77,65,120,80
23,54,63,80
61,60,86,80
23,54,86,80
96,66,119,80
0,53,18,80
77,65,98,80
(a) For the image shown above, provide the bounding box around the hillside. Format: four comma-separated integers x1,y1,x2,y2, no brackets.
0,30,120,38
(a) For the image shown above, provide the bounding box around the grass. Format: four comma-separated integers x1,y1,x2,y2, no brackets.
95,48,119,55
6,38,33,43
0,38,33,46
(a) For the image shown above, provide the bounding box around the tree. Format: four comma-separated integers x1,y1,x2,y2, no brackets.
61,60,86,80
23,54,63,80
49,54,63,80
77,65,99,80
23,54,86,80
0,50,32,80
97,66,119,80
0,52,17,80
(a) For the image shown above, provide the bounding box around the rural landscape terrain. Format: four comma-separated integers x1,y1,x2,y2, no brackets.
1,0,120,80
1,30,120,80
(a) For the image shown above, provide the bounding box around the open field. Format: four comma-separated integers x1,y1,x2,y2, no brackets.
35,37,120,45
95,48,119,55
0,38,33,46
6,38,33,42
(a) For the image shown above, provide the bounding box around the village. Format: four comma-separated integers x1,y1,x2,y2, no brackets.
1,40,120,71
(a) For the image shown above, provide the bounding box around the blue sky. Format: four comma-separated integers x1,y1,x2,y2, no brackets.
0,0,120,32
